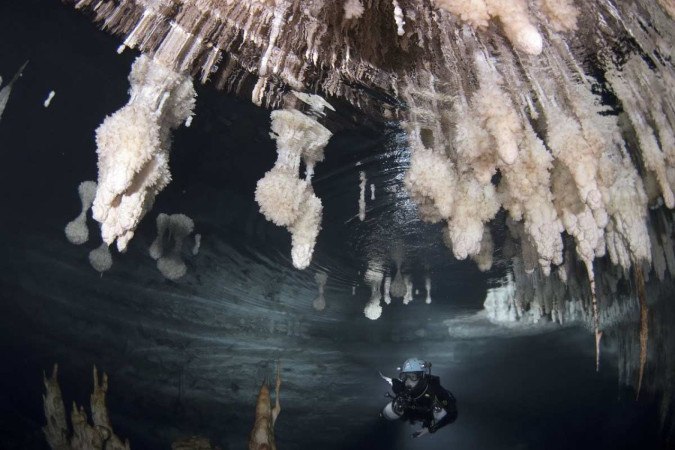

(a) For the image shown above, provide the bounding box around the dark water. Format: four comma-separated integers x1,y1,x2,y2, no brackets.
0,1,666,449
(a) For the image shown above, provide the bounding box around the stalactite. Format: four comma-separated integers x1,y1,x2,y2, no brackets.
0,61,27,122
44,90,56,108
606,57,674,209
403,275,413,305
434,0,544,55
392,0,406,36
537,0,579,32
635,266,649,399
658,0,675,18
591,273,603,372
92,54,195,252
192,234,202,256
383,276,392,305
358,171,367,221
471,227,494,272
65,181,97,245
313,272,328,311
344,0,365,20
149,213,195,280
255,95,332,269
424,275,432,304
390,251,406,299
89,242,113,273
364,260,384,320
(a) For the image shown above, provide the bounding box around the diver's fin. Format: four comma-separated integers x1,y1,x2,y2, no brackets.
379,371,393,386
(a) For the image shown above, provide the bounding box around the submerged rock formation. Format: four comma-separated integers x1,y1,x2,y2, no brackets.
171,436,219,450
248,363,281,450
42,365,130,450
43,366,284,450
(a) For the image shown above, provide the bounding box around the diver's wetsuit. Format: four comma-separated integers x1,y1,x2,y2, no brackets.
389,375,457,432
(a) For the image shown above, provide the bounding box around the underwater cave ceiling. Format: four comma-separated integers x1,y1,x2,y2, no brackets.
0,0,674,449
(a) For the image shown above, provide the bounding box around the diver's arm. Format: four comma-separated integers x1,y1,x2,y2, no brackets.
412,428,429,438
391,378,405,394
429,412,451,432
429,386,457,433
381,379,408,421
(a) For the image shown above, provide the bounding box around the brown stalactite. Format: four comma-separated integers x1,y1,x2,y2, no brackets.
635,265,649,400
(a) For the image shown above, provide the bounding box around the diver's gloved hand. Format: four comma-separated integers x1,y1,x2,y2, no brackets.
412,428,429,438
392,394,410,415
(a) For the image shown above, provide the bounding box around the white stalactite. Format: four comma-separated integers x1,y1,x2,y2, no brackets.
313,272,328,311
392,0,405,36
192,233,202,255
471,228,494,272
383,276,392,304
471,54,523,166
255,95,332,269
364,261,384,320
658,0,675,18
43,90,55,108
150,213,194,280
435,0,543,55
537,0,579,32
607,55,675,209
358,171,367,221
405,144,456,224
92,54,195,252
89,242,113,273
0,61,27,123
390,264,406,298
424,276,432,304
65,181,97,245
403,275,413,305
344,0,365,19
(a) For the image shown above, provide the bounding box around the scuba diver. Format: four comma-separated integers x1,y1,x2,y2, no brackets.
379,358,457,438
